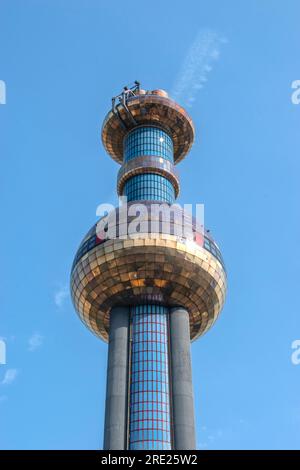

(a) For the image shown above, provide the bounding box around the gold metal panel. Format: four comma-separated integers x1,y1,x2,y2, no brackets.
117,155,180,197
101,93,195,164
70,234,227,343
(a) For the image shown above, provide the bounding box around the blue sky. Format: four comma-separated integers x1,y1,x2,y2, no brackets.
0,0,299,450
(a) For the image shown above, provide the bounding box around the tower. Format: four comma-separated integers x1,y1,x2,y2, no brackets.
70,83,227,450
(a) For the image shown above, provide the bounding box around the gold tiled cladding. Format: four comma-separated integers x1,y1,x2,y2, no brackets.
117,155,180,197
70,235,227,343
101,94,195,164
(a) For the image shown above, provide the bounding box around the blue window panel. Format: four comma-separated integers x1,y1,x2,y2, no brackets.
123,173,175,204
124,127,174,163
129,304,172,450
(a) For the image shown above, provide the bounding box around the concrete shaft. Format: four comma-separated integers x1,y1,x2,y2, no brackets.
170,307,196,450
103,306,129,450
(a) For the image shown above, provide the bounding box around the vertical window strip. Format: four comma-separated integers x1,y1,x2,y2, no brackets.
123,173,175,204
124,127,174,163
129,305,171,450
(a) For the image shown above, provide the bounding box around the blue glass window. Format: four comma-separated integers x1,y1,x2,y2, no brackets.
124,126,173,162
129,305,172,450
123,173,175,204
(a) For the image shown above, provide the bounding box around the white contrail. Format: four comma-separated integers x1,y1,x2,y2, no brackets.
172,30,227,107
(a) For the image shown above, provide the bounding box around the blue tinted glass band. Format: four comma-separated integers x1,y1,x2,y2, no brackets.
124,126,174,163
129,305,172,450
123,173,175,204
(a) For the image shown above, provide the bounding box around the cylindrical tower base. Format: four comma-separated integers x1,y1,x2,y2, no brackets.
170,307,196,450
103,306,129,450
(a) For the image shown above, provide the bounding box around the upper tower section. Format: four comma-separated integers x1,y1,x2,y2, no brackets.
101,82,195,165
71,83,227,342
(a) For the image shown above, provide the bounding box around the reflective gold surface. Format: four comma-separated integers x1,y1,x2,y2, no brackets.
117,155,180,197
70,234,226,343
102,93,195,164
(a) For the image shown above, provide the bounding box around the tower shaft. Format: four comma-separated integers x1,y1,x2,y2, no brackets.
103,306,129,450
170,307,196,449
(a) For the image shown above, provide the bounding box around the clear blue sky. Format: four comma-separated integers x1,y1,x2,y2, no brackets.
0,0,299,450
